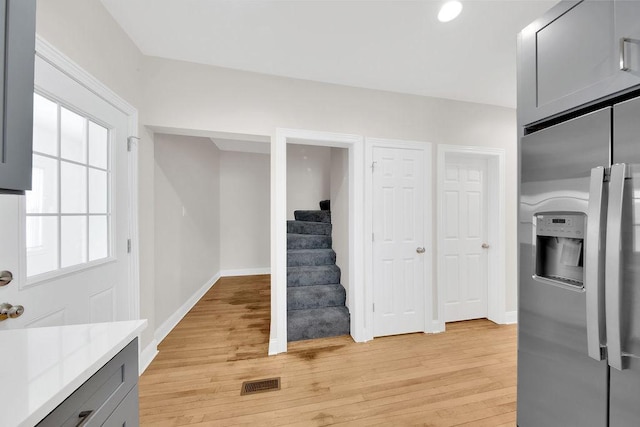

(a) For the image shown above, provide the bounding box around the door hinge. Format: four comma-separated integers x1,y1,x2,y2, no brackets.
372,232,375,242
371,161,377,171
373,303,375,312
127,136,140,152
127,239,131,253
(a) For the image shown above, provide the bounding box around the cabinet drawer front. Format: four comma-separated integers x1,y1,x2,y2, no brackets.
103,385,139,427
37,339,138,427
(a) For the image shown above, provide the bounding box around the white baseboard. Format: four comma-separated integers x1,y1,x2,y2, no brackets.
268,337,283,356
139,338,158,375
154,272,221,344
220,267,270,277
505,311,518,324
428,320,446,334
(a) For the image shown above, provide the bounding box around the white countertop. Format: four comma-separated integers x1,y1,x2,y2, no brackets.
0,320,147,427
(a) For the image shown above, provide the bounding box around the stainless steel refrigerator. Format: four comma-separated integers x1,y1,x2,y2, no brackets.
518,95,640,426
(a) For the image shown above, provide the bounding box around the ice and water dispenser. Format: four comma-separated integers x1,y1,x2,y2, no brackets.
534,213,585,288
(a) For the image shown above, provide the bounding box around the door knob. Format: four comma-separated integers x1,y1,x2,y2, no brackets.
0,271,13,286
481,243,490,249
416,247,426,254
0,303,24,321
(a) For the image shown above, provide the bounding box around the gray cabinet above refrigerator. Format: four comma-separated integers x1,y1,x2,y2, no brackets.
518,0,640,126
0,0,36,194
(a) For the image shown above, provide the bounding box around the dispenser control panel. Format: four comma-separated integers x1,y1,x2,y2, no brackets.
535,214,584,238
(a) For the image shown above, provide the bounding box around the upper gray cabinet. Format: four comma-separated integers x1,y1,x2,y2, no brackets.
0,0,36,193
518,0,640,126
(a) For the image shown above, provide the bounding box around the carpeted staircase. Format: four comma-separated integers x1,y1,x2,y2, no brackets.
287,201,350,341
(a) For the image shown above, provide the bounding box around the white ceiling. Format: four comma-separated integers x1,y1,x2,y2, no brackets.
100,0,557,108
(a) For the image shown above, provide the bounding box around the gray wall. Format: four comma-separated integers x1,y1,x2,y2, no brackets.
286,144,331,219
154,134,221,328
219,151,270,272
329,148,350,307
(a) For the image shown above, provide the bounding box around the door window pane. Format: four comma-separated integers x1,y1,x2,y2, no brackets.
61,162,87,214
27,155,58,214
89,216,108,261
88,169,108,214
33,94,58,156
60,107,87,163
27,93,113,278
61,216,87,268
88,122,108,169
26,216,58,276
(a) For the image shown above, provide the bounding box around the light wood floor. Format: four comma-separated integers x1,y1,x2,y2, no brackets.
139,275,517,426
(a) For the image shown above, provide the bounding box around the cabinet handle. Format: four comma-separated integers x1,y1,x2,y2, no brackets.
76,410,94,427
620,37,630,71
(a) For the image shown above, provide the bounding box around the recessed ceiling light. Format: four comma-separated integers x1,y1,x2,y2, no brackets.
438,1,463,23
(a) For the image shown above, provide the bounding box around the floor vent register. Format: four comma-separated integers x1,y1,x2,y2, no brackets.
240,377,281,396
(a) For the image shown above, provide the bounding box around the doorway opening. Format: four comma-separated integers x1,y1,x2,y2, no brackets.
436,145,506,331
270,129,364,354
285,144,350,342
149,127,272,348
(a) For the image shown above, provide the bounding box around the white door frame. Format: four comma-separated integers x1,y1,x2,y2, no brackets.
34,36,140,320
364,138,433,340
436,145,506,331
269,128,364,355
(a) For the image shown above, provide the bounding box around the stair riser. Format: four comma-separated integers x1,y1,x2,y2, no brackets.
287,234,332,250
288,268,341,287
287,285,346,310
287,221,332,236
294,210,331,223
287,250,336,267
287,307,350,342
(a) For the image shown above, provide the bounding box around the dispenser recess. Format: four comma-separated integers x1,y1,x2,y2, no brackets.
534,213,585,289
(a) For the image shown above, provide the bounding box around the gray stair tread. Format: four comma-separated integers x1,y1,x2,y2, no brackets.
287,220,332,236
287,284,346,310
287,219,331,227
287,234,332,249
287,306,350,342
287,264,341,287
287,248,335,254
287,248,336,267
288,265,340,273
294,210,331,223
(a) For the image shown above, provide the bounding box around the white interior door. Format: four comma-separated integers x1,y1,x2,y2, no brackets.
372,146,425,336
0,54,131,329
443,155,488,322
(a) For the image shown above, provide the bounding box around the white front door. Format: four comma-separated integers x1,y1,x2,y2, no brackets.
372,147,426,337
443,155,488,322
0,54,132,329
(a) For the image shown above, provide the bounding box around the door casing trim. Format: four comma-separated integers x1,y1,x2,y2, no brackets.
269,128,364,355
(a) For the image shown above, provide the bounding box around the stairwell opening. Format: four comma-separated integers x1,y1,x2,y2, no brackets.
286,144,351,342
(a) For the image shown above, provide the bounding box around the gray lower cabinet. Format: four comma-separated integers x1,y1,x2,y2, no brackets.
37,339,139,427
0,0,36,193
103,386,140,427
518,0,640,126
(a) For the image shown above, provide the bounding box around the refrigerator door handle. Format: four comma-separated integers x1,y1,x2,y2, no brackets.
605,163,629,371
586,166,608,361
